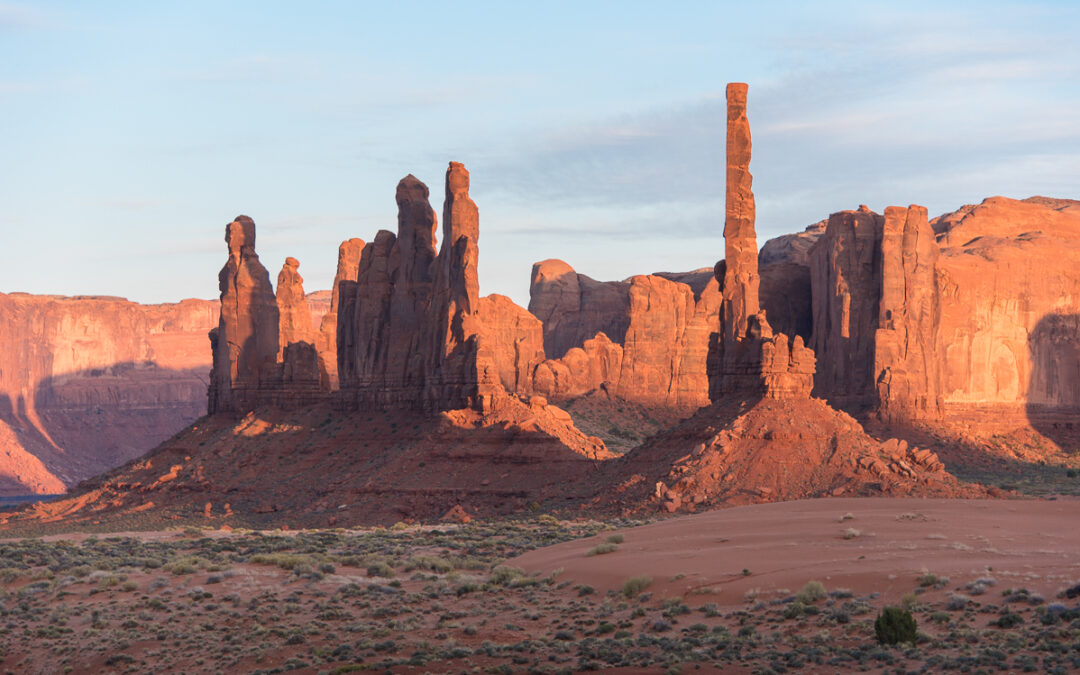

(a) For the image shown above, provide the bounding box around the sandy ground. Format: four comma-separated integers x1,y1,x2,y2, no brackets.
515,496,1080,606
1,497,1079,673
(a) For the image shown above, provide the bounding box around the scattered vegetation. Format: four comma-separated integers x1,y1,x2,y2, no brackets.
0,516,1075,673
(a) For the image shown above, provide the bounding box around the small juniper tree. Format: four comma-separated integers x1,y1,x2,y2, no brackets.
874,606,917,645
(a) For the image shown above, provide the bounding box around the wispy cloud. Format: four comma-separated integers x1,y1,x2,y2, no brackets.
477,10,1080,243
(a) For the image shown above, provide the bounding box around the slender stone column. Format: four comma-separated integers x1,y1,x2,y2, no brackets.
722,83,760,346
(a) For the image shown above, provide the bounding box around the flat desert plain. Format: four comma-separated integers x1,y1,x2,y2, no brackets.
0,497,1078,673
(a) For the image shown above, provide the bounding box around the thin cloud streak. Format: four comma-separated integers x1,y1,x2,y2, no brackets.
478,14,1080,248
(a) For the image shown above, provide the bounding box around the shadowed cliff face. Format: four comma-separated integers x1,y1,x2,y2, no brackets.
0,292,220,494
0,362,211,494
0,287,329,496
1027,313,1080,451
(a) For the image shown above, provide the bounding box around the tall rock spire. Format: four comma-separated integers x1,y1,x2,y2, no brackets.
208,215,280,414
722,82,760,345
713,83,816,400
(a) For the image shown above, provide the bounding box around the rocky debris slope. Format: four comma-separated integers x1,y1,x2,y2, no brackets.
3,397,611,528
590,396,984,515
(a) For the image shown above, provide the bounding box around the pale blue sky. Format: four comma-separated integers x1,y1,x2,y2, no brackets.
2,1,1078,306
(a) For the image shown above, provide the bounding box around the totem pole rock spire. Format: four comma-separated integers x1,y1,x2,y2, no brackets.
713,83,816,399
722,82,760,345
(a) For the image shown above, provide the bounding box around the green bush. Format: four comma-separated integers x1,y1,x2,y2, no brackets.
874,606,917,645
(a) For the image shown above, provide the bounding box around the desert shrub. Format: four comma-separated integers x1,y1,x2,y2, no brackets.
661,597,690,617
250,553,319,572
489,565,526,586
586,542,618,557
405,555,453,574
455,581,478,596
163,558,202,575
605,534,624,544
366,561,396,578
993,612,1023,629
901,592,919,610
917,572,949,590
622,575,652,598
874,606,917,646
842,528,861,540
796,580,826,604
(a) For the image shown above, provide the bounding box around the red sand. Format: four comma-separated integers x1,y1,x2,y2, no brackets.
515,497,1080,605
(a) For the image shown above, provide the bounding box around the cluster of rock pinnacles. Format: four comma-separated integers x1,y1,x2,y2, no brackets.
207,83,1080,443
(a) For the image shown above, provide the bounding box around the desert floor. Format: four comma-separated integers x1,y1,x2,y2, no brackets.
0,496,1078,674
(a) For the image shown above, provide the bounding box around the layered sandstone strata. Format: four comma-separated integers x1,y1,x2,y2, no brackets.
527,269,721,410
528,260,631,360
933,197,1080,439
0,292,219,494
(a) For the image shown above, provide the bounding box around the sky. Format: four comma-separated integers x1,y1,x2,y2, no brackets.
1,1,1078,307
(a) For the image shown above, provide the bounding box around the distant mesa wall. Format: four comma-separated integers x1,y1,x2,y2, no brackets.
0,292,219,494
526,247,818,408
528,266,721,411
